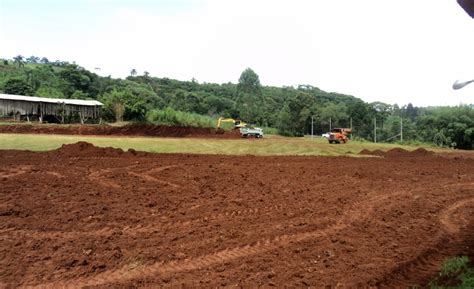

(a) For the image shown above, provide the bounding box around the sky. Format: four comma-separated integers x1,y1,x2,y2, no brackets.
1,0,474,107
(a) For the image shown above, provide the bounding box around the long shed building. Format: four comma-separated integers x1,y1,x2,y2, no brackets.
0,94,103,124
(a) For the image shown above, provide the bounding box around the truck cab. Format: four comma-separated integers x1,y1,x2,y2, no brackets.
328,128,351,144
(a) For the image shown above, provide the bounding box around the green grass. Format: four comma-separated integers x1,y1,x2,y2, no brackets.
0,134,452,156
430,256,474,288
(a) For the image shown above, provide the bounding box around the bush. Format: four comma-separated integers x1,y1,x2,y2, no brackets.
262,127,279,135
147,107,217,128
430,256,474,288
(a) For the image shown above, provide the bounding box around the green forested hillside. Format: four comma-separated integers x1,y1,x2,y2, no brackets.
1,55,473,149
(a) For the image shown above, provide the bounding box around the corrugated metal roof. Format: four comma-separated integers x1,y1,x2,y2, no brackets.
0,94,103,106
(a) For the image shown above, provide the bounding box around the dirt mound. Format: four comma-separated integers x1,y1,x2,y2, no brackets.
411,148,435,156
359,149,386,156
56,142,125,157
371,149,386,156
359,147,435,158
385,147,410,156
0,124,243,139
359,149,372,155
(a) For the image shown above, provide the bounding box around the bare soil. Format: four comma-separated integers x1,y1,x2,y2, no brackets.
0,123,242,138
359,147,436,157
1,143,473,288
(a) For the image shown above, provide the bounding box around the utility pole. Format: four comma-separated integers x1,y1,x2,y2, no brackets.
400,117,403,142
374,117,377,143
329,117,332,132
311,116,314,140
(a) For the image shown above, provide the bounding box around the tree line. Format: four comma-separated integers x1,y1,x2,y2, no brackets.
0,55,473,149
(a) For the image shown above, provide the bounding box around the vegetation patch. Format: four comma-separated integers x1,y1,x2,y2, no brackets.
430,256,474,288
0,57,472,149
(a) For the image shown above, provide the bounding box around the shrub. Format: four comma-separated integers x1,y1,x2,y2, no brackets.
430,256,474,288
147,108,216,128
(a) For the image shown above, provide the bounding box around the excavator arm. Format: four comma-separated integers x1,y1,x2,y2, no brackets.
216,117,247,129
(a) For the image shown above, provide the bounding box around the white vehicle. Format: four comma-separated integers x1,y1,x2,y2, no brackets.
216,117,264,138
240,127,264,138
322,133,330,139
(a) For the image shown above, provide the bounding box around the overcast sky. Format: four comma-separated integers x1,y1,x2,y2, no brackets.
1,0,473,106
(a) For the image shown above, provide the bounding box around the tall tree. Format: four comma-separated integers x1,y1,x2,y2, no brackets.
237,68,263,123
403,103,418,121
13,55,25,68
318,103,349,129
237,68,261,95
26,55,40,63
58,64,92,97
130,69,137,76
4,78,34,95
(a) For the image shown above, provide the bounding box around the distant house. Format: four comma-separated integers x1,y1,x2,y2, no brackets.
0,94,103,124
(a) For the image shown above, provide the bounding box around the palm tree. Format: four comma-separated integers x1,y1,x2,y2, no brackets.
13,55,25,68
130,68,137,76
143,71,150,77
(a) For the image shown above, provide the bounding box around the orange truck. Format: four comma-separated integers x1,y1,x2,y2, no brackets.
328,128,352,144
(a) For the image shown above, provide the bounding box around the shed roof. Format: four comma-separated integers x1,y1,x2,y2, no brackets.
0,94,103,106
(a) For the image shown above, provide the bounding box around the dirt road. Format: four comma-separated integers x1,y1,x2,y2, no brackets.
1,143,473,287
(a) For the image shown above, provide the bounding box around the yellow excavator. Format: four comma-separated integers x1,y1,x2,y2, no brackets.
216,117,264,138
216,117,248,129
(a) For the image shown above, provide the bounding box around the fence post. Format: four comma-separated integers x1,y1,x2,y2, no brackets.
400,117,403,142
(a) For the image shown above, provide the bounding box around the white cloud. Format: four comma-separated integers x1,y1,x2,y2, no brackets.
2,0,474,106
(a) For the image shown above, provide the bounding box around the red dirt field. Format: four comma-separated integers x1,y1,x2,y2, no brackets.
0,123,242,138
1,143,473,288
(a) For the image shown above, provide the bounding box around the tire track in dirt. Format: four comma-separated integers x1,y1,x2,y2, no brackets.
87,169,121,189
44,171,64,178
85,163,142,189
0,226,116,241
146,165,180,174
439,197,474,234
128,172,181,188
9,182,471,244
376,195,474,287
31,192,406,288
1,165,33,179
1,202,310,241
124,202,295,235
0,197,298,241
128,165,183,188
